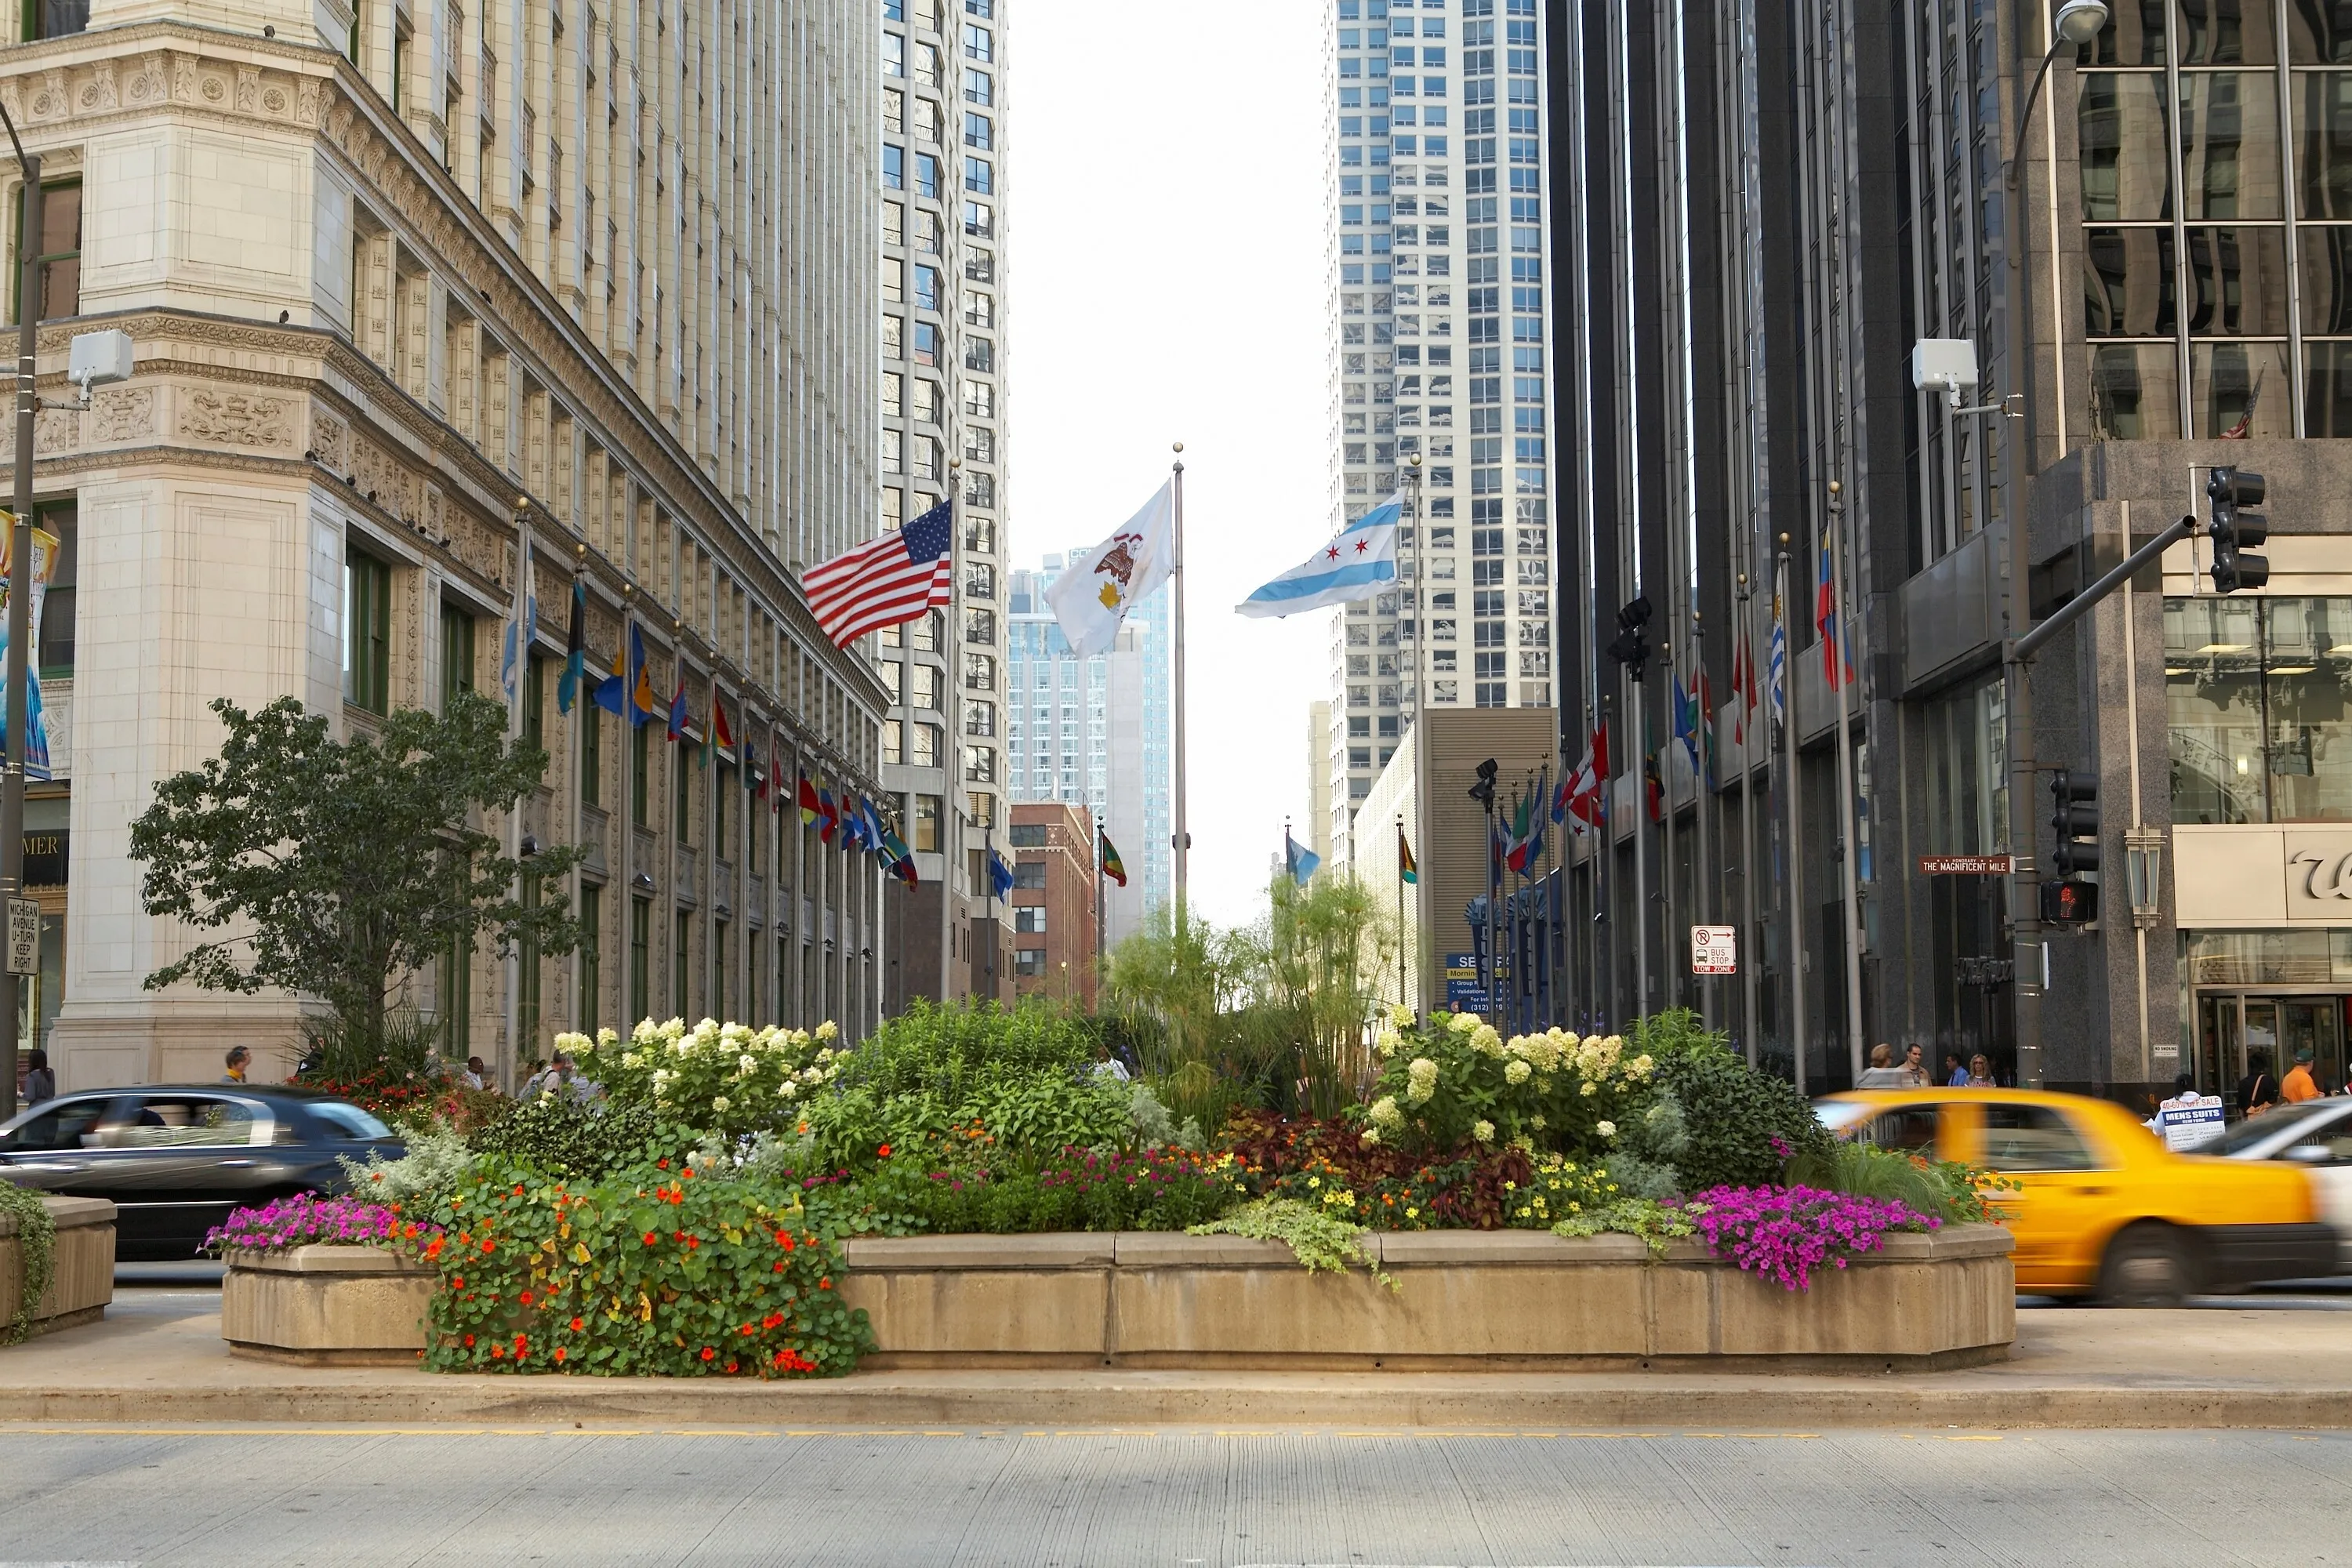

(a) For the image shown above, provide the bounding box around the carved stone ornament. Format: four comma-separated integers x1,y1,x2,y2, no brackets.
91,386,156,443
180,390,295,451
308,408,350,470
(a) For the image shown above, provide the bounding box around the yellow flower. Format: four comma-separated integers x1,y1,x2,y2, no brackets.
1405,1207,1420,1219
1308,1177,1322,1189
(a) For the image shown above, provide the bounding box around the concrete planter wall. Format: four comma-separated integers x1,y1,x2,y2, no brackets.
0,1196,114,1340
840,1224,2017,1371
221,1245,437,1366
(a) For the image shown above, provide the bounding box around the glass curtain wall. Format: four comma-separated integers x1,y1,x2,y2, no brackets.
2082,0,2352,437
2166,593,2352,821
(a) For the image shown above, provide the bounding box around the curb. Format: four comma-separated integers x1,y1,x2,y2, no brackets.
4,1375,2349,1429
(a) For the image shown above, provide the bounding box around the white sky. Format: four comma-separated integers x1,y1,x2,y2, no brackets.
1005,0,1334,931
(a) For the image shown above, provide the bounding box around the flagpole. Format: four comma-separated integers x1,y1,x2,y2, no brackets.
1631,669,1648,1022
1737,571,1760,1067
1170,446,1189,931
1693,615,1715,1033
1393,813,1406,1011
571,543,587,1036
1777,538,1806,1094
503,508,532,1092
1661,644,1679,1015
1828,481,1864,1083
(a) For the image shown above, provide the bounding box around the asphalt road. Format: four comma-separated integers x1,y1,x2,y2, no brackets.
0,1425,2342,1566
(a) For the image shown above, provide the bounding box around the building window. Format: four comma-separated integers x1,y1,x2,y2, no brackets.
1014,905,1045,932
521,652,546,763
518,871,543,1050
914,793,942,851
629,895,650,1025
13,181,78,321
581,702,603,808
441,604,476,707
632,720,650,827
577,883,602,1032
673,909,691,1021
1014,948,1045,977
674,740,692,842
343,549,392,714
2168,595,2352,824
440,916,470,1058
34,500,72,679
1007,822,1047,848
23,0,90,38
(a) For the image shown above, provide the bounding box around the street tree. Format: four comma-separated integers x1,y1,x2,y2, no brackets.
129,691,586,1055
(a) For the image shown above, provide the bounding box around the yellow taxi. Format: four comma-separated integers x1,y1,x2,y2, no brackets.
1817,1087,2333,1304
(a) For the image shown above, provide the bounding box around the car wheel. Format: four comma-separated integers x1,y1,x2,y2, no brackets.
2098,1224,2193,1308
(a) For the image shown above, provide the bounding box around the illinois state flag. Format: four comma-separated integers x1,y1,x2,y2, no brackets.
1047,480,1176,658
1236,495,1399,619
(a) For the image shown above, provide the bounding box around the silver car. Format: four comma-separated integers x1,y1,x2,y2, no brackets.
2210,1099,2352,1272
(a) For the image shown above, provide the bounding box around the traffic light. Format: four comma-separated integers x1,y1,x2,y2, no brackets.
2206,466,2270,593
1606,596,1654,682
2042,878,2100,926
2049,769,2100,875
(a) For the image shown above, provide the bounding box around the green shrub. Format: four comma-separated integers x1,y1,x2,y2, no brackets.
467,1095,694,1181
1188,1197,1395,1290
811,1138,1232,1236
338,1123,477,1210
1358,1009,1657,1157
421,1158,871,1377
1632,1010,1832,1191
1784,1140,2010,1225
565,1018,845,1141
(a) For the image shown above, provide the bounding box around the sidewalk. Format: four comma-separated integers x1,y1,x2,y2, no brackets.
3,1290,2347,1429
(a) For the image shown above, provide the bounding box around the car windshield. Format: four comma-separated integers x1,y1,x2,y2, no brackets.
307,1102,394,1140
1813,1099,1877,1135
2211,1100,2346,1155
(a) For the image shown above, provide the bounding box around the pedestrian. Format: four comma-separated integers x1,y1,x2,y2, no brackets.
1857,1044,1911,1088
462,1055,488,1092
1967,1054,1997,1087
222,1045,252,1084
20,1047,53,1107
2283,1048,2324,1105
1901,1044,1929,1087
1944,1052,1969,1088
2238,1053,2280,1118
1089,1040,1131,1083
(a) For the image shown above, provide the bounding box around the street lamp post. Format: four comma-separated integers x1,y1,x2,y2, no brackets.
0,106,35,1123
2001,0,2108,1088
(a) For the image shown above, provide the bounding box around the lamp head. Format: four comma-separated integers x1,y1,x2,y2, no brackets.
2054,0,2107,45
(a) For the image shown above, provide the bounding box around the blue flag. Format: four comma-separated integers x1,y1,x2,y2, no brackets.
988,848,1016,901
1236,496,1401,619
1284,832,1321,887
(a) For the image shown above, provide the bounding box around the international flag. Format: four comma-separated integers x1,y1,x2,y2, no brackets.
817,786,839,844
1563,724,1608,831
1102,833,1129,887
1767,592,1788,730
500,591,537,704
802,499,955,648
1671,672,1700,772
712,698,736,764
1817,526,1853,690
1398,828,1417,886
798,774,820,827
1234,495,1401,619
1284,831,1322,887
837,797,865,852
593,620,659,726
882,820,918,886
988,847,1016,901
1644,753,1665,823
557,579,588,715
742,737,763,794
666,676,690,744
1730,625,1757,746
1505,786,1544,876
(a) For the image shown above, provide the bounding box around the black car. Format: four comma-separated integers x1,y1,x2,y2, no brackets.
0,1084,406,1259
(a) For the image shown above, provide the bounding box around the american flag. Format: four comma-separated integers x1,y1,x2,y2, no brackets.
803,500,954,648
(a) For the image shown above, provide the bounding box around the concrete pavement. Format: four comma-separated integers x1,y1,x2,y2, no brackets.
2,1288,2350,1429
0,1424,2342,1565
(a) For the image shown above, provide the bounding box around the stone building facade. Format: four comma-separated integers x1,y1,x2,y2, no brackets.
6,0,891,1091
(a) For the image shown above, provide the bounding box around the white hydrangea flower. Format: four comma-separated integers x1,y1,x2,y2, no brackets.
711,1094,731,1114
1359,1127,1381,1147
1388,1003,1416,1030
816,1020,839,1042
1581,1080,1597,1097
1530,1115,1547,1131
1447,1011,1481,1035
1370,1095,1403,1129
1597,1120,1617,1138
739,1054,759,1075
1504,1058,1532,1085
780,1081,797,1100
1472,1120,1496,1144
1472,1024,1504,1058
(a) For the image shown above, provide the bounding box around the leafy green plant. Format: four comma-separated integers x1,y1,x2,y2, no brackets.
1189,1196,1396,1290
467,1095,693,1181
1552,1197,1697,1257
339,1123,477,1211
0,1181,56,1345
129,693,586,1051
422,1159,871,1377
1785,1141,2012,1225
1632,1010,1832,1191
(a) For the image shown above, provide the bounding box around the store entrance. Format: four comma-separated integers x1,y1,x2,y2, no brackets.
2195,993,2347,1111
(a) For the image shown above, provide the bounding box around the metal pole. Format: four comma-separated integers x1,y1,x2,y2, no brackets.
1693,616,1715,1033
0,118,34,1121
1827,483,1865,1081
1169,449,1189,930
1394,811,1406,1010
1632,667,1649,1017
1661,644,1679,1014
1737,572,1759,1065
1777,541,1806,1094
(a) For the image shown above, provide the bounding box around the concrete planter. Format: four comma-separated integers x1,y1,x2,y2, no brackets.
840,1223,2017,1372
220,1245,437,1366
0,1195,114,1341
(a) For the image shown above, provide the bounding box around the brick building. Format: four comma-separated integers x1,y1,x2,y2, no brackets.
1005,800,1098,1007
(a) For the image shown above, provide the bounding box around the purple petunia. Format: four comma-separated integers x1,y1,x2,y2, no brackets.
1685,1185,1936,1292
202,1192,435,1257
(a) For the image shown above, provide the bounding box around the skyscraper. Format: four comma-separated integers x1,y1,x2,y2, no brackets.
1322,0,1555,873
877,0,1011,1004
1007,561,1172,947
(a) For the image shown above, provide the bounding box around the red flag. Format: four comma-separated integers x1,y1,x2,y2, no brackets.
1564,723,1609,830
798,774,820,827
1730,630,1757,746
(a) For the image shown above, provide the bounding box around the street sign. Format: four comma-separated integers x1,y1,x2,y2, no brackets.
1918,855,2013,875
2155,1092,2226,1152
1690,924,1737,975
5,897,37,975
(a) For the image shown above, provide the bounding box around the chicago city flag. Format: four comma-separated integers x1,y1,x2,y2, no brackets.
1236,495,1399,619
